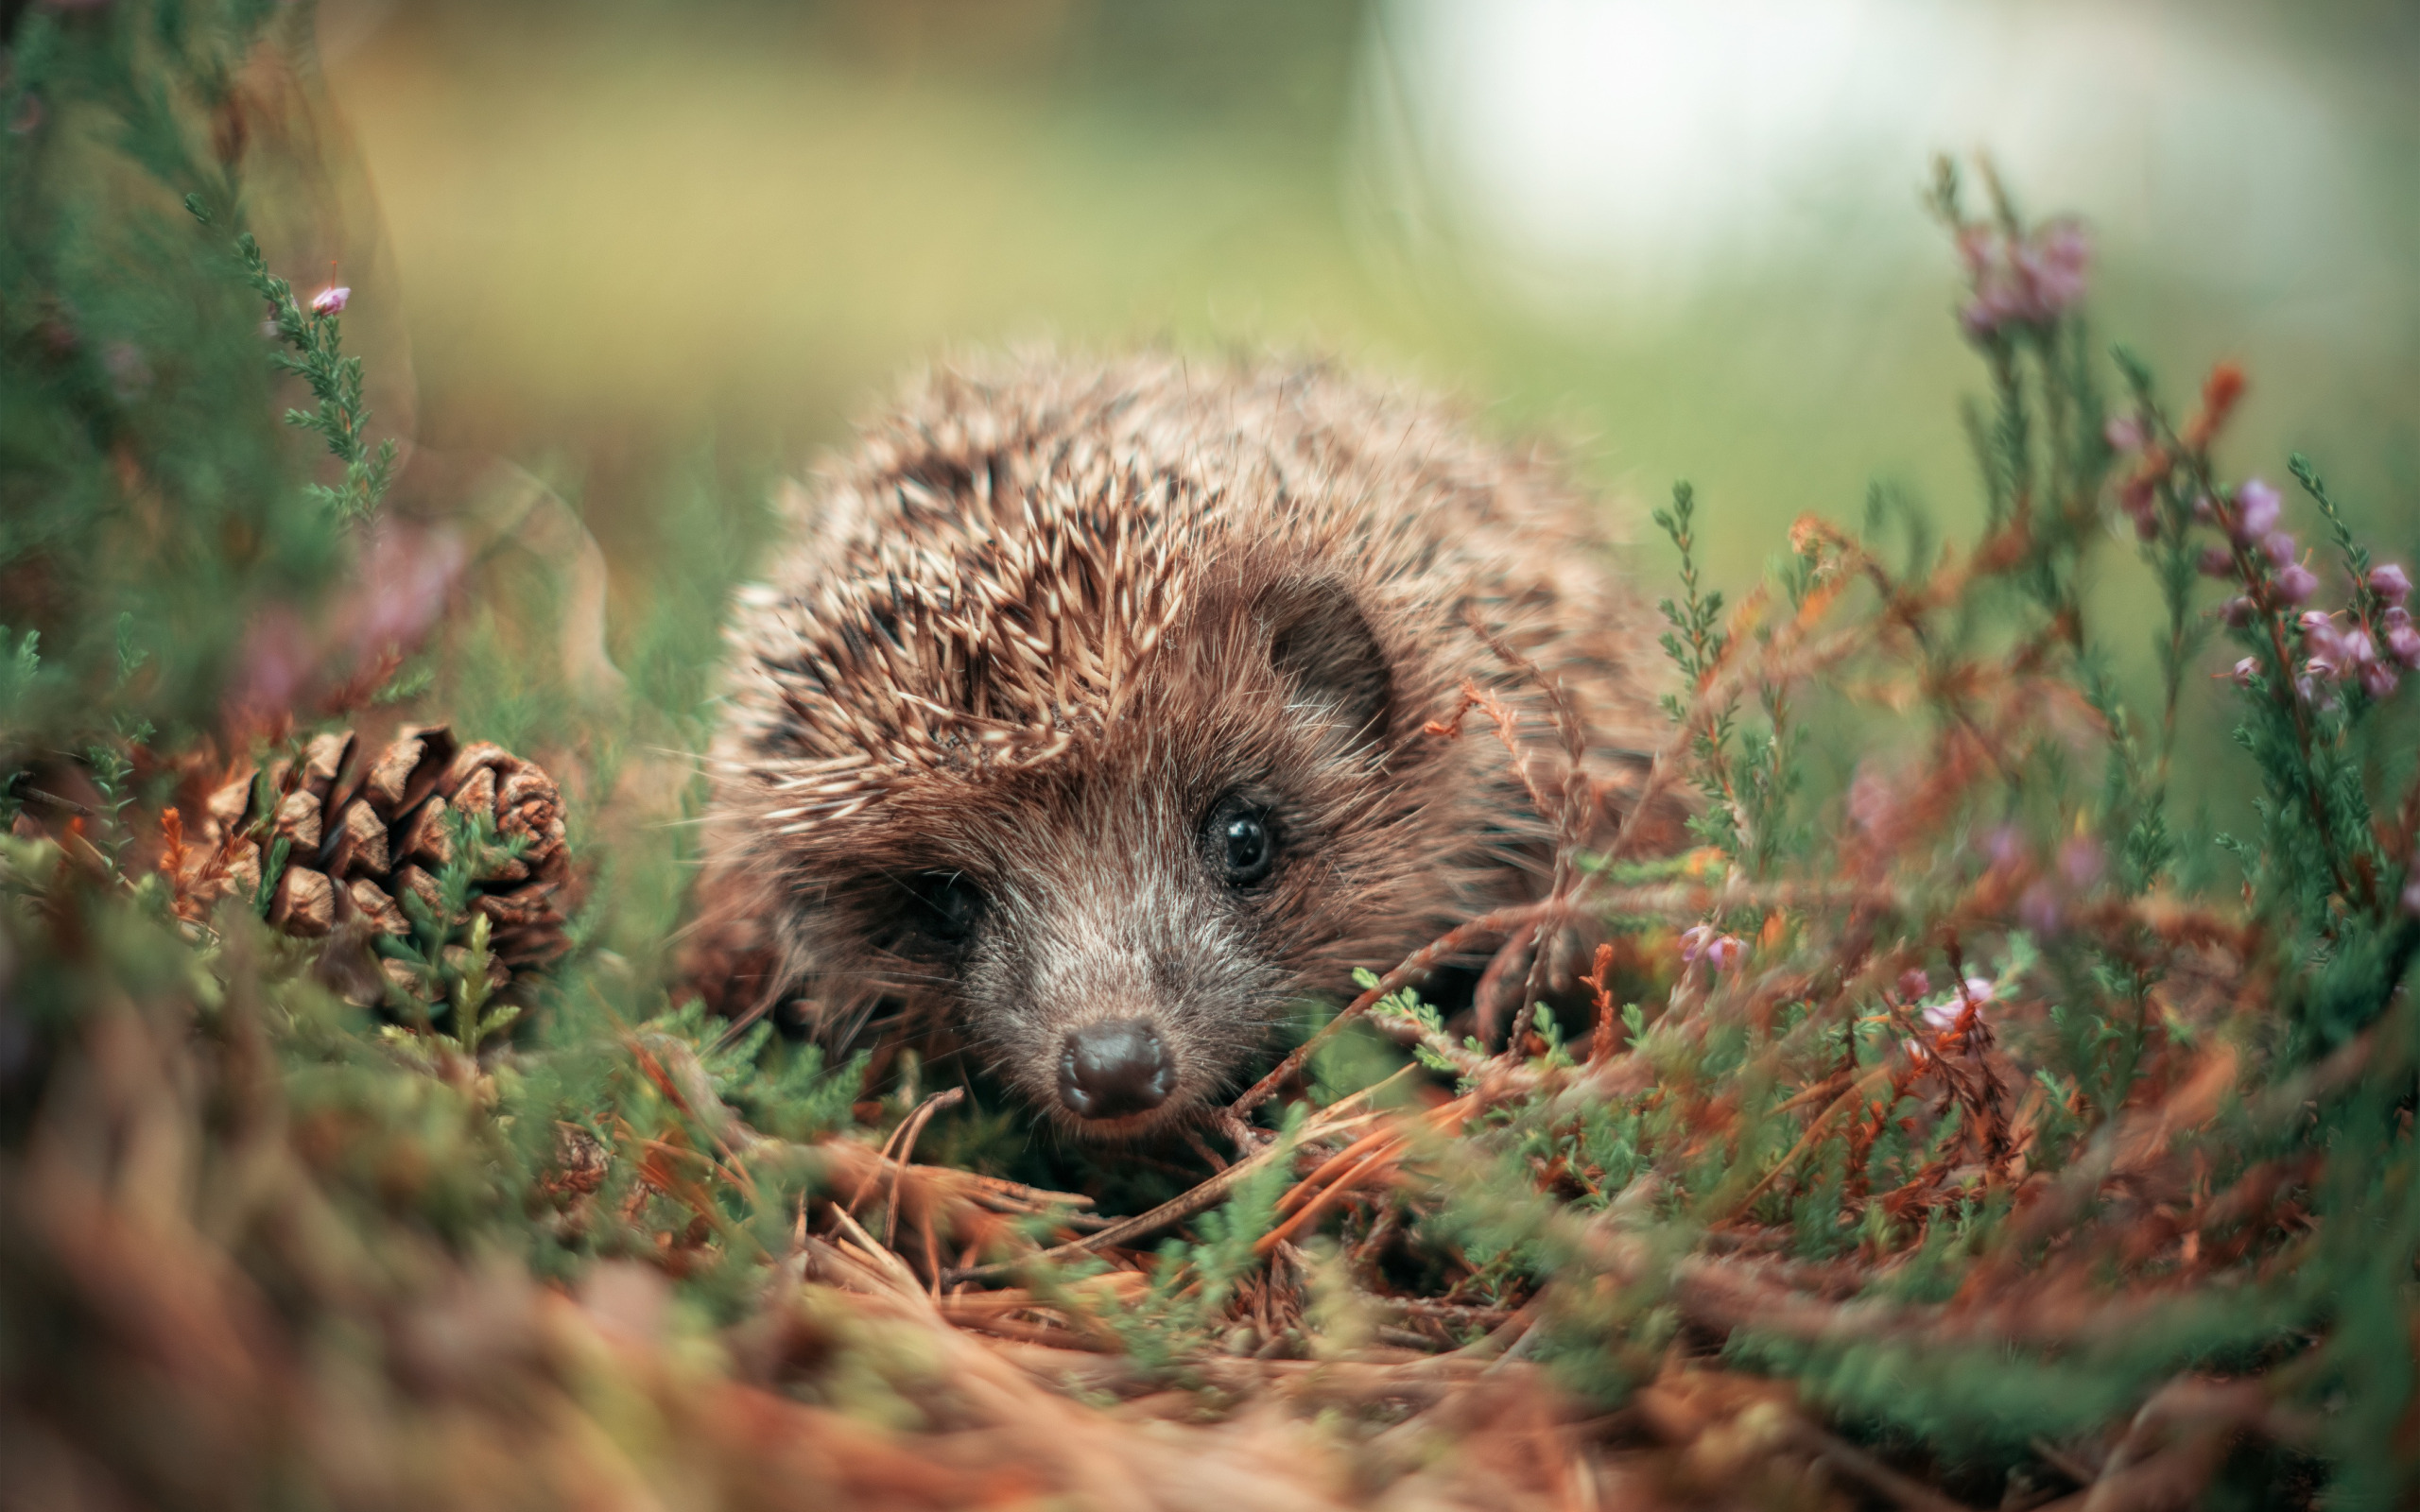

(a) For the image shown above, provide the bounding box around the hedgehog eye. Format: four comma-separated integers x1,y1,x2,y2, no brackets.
905,871,985,945
1203,798,1277,888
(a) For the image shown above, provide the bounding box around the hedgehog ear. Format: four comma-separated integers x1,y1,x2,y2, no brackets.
1262,577,1391,742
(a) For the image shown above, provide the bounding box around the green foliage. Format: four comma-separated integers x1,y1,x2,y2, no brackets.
1075,1108,1302,1379
210,218,399,524
1,0,351,744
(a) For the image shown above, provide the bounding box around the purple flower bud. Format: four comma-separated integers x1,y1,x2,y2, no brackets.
1679,922,1713,965
1963,976,1996,1005
1896,969,1932,1001
2221,596,2256,627
2261,531,2300,571
2385,606,2413,632
2104,416,2144,453
2231,657,2259,688
2190,494,2217,524
311,285,351,316
2369,563,2411,607
2405,876,2420,919
2387,625,2420,669
2359,660,2399,699
2197,545,2236,577
1704,935,1746,973
2276,563,2320,604
2231,479,2281,544
2300,619,2366,682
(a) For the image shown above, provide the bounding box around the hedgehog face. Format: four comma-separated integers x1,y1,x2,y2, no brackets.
944,775,1297,1137
770,575,1424,1138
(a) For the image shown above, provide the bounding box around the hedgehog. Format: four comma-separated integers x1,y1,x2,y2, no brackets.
698,353,1675,1141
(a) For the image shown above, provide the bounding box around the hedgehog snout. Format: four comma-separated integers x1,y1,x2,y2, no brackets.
1056,1019,1175,1120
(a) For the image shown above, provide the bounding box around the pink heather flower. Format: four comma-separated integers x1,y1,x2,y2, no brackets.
1680,923,1745,973
2385,606,2413,632
2103,415,2144,453
310,285,351,316
2260,531,2300,571
2190,494,2217,525
1983,825,2027,871
1897,969,1932,1001
2221,596,2256,627
2386,624,2420,670
2275,563,2320,604
2231,480,2281,544
2405,877,2420,919
2369,563,2411,606
2301,615,2345,671
1959,219,2091,336
2232,657,2259,688
2011,220,2091,316
2359,660,2399,699
1679,922,1715,965
2308,625,2376,683
2197,546,2235,577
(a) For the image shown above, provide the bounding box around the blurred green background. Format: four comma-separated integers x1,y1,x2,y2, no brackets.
319,0,2420,603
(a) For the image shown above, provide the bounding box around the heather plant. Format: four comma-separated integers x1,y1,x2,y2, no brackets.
7,6,2420,1508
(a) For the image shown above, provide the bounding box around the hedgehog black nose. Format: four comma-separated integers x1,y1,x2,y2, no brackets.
1058,1019,1175,1120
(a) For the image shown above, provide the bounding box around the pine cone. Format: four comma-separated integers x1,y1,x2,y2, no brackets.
164,725,573,1005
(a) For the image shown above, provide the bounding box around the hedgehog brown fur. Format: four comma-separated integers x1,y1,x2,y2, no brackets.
699,352,1675,1139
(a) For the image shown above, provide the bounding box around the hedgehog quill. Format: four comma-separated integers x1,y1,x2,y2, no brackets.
700,355,1673,1140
